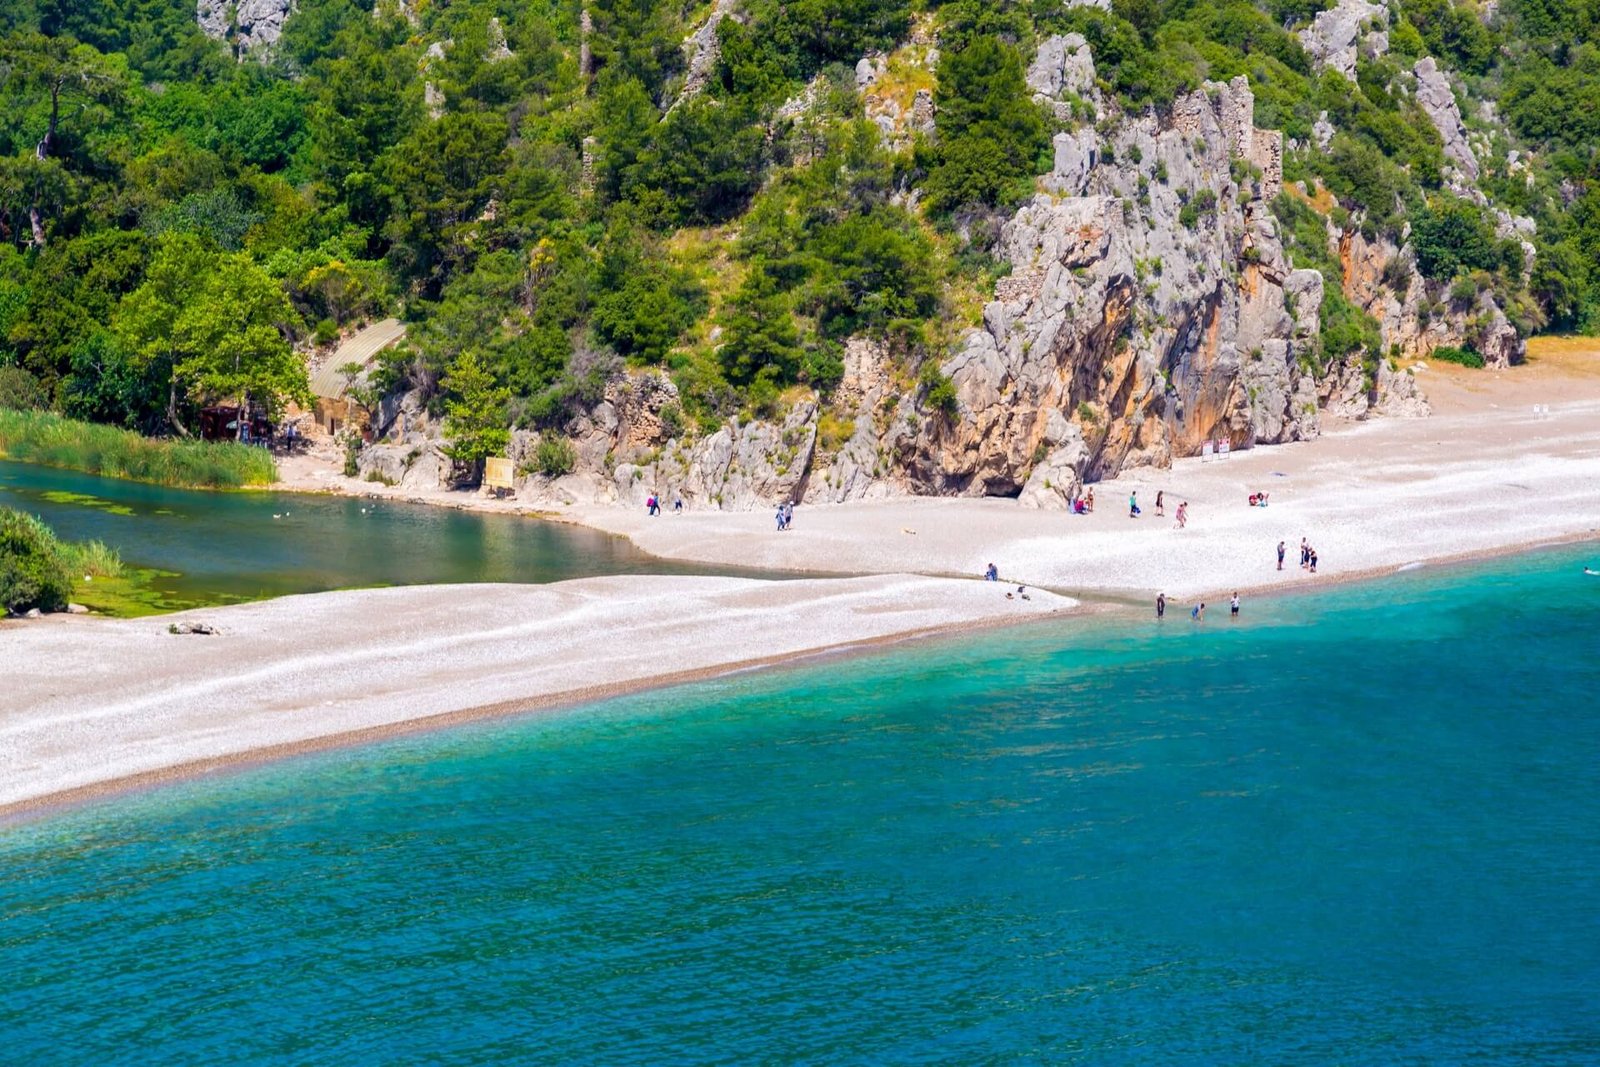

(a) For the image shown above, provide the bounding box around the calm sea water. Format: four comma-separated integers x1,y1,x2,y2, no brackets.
4,547,1599,1064
0,459,768,608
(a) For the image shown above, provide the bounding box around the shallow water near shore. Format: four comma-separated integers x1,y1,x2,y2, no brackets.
0,458,776,611
4,546,1600,1063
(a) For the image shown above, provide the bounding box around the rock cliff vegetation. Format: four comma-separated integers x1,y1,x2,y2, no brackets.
1,0,1595,507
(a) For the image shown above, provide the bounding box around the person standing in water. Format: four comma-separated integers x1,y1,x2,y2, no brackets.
1277,540,1286,571
1156,593,1166,619
1191,601,1205,622
1230,592,1240,618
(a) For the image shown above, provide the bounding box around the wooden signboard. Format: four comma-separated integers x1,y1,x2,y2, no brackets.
485,456,515,491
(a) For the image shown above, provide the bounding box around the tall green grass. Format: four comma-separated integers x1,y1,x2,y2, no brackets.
0,409,277,489
59,537,125,579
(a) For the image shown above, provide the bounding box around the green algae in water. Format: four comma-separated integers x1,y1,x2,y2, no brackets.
38,490,136,516
70,568,248,617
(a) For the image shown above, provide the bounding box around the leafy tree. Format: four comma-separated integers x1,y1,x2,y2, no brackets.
58,328,168,430
720,267,803,387
0,32,125,246
588,0,683,99
1410,198,1504,281
116,234,309,433
441,349,510,482
805,209,938,337
174,254,310,428
925,36,1046,212
593,76,658,203
0,364,47,409
633,97,766,226
590,219,703,363
10,229,147,391
381,111,508,281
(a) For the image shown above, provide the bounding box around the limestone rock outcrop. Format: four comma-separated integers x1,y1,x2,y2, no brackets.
1338,227,1523,368
1299,0,1388,80
673,0,740,109
920,78,1324,500
1027,34,1099,119
198,0,295,55
1414,57,1479,182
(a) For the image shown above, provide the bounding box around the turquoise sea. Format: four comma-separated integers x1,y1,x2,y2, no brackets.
4,546,1599,1064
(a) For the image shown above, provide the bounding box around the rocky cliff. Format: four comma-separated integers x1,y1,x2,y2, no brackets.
197,0,294,56
350,14,1542,514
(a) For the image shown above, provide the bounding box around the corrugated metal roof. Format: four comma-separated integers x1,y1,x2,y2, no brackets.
310,318,407,399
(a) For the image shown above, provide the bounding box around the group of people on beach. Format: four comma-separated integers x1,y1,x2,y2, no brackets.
645,493,683,515
1126,489,1176,520
1076,486,1190,527
1156,591,1240,621
775,502,795,531
1278,537,1318,573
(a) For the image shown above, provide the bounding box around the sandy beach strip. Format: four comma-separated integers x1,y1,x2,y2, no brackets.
567,361,1600,599
1,574,1072,816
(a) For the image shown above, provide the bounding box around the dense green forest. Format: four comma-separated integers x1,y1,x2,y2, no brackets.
0,0,1597,443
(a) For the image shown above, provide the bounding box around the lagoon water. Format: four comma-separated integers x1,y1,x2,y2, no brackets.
4,547,1600,1063
0,459,756,608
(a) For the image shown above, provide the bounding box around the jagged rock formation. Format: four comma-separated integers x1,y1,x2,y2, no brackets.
1413,57,1479,182
1026,34,1100,120
920,77,1328,506
507,372,820,509
672,0,740,109
422,41,449,119
362,27,1538,513
198,0,295,56
485,17,513,62
1298,0,1387,80
1338,227,1523,367
485,74,1429,513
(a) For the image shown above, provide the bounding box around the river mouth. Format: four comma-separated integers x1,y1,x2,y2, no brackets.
1,459,807,615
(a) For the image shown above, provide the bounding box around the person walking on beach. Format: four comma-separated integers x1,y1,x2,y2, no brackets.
1277,540,1286,571
1156,592,1166,619
1175,501,1188,529
647,494,659,516
1300,538,1309,569
1230,592,1240,618
1086,487,1095,512
1309,547,1318,573
1129,491,1140,518
1191,601,1205,622
1155,490,1165,517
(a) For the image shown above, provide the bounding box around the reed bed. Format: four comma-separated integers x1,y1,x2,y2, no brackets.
0,409,277,489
